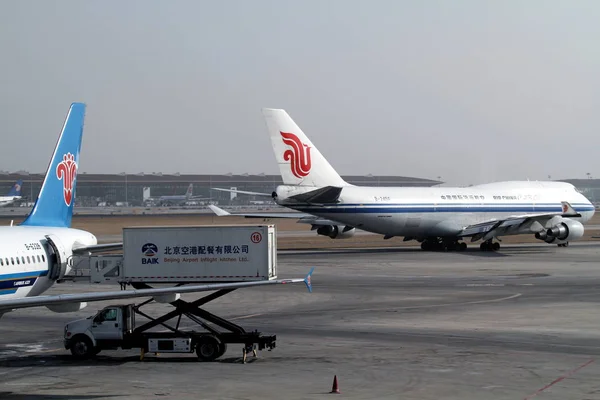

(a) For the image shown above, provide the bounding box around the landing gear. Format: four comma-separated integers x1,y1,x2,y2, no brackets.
420,238,467,252
479,240,500,251
557,242,569,247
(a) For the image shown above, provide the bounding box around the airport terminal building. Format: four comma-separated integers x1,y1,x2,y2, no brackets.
2,172,598,207
0,172,443,206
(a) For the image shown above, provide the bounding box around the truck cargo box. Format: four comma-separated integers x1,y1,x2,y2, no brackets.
91,225,277,284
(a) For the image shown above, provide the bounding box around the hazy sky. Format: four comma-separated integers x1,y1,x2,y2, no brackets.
1,0,599,186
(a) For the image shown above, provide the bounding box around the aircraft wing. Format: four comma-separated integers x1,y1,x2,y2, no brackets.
0,268,314,312
458,201,581,240
211,188,273,197
207,205,343,226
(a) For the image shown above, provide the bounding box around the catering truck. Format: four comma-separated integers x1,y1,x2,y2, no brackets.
64,225,313,362
90,224,277,285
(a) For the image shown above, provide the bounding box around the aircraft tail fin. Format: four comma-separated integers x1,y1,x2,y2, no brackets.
7,180,23,197
185,183,193,199
262,108,347,187
21,103,86,228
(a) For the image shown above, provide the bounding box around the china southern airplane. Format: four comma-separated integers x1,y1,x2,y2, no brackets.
0,103,312,317
209,108,595,252
0,180,23,207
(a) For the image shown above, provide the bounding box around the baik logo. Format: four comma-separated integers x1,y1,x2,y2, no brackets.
141,243,159,264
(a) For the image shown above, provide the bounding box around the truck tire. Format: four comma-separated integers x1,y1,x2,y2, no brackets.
196,336,221,362
70,335,95,359
216,343,227,358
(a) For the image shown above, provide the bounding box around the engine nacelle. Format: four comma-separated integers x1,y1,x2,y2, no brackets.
536,218,584,243
46,302,88,313
315,225,356,239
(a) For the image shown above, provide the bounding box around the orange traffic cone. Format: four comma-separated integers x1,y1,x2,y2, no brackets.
330,375,340,394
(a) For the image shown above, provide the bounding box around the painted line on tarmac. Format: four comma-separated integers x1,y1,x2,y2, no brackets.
230,313,264,320
338,293,523,314
523,358,595,400
227,293,523,320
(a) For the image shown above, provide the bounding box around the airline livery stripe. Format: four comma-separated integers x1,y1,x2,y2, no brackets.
0,277,38,291
126,276,264,279
0,270,47,281
320,202,593,207
294,206,595,214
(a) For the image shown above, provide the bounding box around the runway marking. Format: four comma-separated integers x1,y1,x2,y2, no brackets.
523,358,595,400
35,348,62,354
230,313,263,320
230,293,523,320
0,367,28,376
346,293,523,314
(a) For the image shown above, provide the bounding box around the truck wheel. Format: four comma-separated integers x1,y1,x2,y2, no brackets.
196,336,220,362
70,336,95,359
216,343,227,358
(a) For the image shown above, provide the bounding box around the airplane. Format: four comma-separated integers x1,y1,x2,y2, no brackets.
143,184,209,206
0,103,312,317
0,180,23,207
208,108,595,252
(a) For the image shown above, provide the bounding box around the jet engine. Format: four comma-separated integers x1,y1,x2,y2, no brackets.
534,218,584,243
314,225,356,239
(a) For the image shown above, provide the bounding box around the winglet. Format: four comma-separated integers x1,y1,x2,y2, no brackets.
303,267,314,293
561,201,580,217
208,204,231,216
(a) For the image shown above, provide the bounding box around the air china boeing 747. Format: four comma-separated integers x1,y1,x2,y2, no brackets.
0,103,311,318
209,109,595,252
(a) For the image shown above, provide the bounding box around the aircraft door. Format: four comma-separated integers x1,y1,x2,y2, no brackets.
45,234,69,281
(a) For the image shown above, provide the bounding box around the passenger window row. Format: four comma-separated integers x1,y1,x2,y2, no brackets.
440,194,535,201
0,253,46,266
440,195,485,200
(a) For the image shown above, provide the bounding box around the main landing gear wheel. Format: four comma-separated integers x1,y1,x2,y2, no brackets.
480,241,500,251
558,242,569,247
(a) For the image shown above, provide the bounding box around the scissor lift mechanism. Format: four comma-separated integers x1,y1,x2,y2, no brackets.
128,283,273,362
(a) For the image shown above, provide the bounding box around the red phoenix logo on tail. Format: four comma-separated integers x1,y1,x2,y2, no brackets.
280,132,312,178
56,153,77,206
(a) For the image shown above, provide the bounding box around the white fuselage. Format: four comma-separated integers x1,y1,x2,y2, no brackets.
278,181,595,237
0,227,97,300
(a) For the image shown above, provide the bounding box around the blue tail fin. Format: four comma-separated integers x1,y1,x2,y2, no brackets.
303,267,314,293
7,180,22,197
21,103,86,228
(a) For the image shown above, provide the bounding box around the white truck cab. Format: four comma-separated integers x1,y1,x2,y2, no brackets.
63,304,233,361
64,305,130,358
